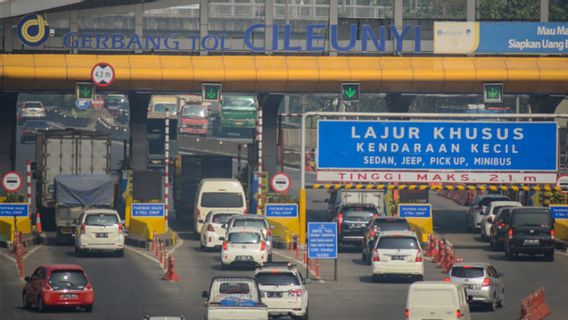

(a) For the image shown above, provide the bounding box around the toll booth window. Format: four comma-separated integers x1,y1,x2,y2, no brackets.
85,214,119,226
201,192,243,207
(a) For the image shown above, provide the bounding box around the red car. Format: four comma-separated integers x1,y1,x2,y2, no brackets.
23,264,94,313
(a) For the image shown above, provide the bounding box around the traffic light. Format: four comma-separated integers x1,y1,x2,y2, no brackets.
202,83,222,102
76,82,95,100
483,83,503,103
341,83,360,102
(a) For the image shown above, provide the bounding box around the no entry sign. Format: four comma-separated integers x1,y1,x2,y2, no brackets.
2,171,23,193
271,172,291,193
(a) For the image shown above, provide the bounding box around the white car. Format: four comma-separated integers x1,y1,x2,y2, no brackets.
254,263,309,319
226,215,273,262
480,201,522,240
371,230,424,282
75,209,125,256
221,227,268,269
200,210,240,250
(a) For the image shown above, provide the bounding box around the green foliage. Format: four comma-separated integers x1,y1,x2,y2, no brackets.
479,0,539,20
550,0,568,21
404,0,467,19
266,193,298,204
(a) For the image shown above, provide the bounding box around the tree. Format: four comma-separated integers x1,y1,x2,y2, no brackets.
478,0,539,20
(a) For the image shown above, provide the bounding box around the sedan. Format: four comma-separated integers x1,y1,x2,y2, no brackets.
23,264,94,312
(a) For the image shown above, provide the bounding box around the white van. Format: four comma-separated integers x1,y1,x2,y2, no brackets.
194,178,247,234
406,281,471,320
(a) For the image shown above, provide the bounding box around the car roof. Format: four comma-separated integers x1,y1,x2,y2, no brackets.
511,207,550,213
227,226,263,234
84,209,120,215
230,215,267,220
209,210,241,216
479,194,509,199
342,203,377,208
452,262,492,269
489,201,522,208
41,264,85,271
410,281,460,289
255,263,298,274
378,230,417,237
373,216,408,222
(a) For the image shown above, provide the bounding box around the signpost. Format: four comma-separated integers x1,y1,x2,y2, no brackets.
557,175,568,194
0,204,29,217
91,62,115,87
550,205,568,220
483,83,503,103
202,83,222,102
270,172,291,193
265,203,298,218
341,83,360,102
307,222,338,281
398,203,433,244
2,171,23,193
76,82,95,101
132,203,165,217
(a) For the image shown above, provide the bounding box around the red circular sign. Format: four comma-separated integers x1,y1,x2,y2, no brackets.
2,171,23,193
271,172,291,194
91,62,115,87
557,174,568,194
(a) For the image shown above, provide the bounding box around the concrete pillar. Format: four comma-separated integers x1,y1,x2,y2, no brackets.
529,95,563,114
134,4,143,53
467,0,476,21
0,92,18,173
540,0,549,22
200,0,209,55
329,0,338,56
128,92,151,171
258,94,283,180
265,0,274,55
385,94,414,113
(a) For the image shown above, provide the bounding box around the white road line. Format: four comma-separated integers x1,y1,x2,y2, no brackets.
0,250,16,263
125,238,184,270
272,250,326,283
22,245,43,260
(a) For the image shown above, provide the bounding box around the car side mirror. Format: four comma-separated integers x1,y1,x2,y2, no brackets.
221,224,227,229
202,291,209,299
24,276,30,282
467,295,473,303
303,278,312,285
219,236,225,241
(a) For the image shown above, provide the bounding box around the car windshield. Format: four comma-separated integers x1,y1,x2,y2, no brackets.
153,103,176,112
480,196,510,206
512,212,551,227
201,192,243,208
212,213,236,224
343,207,376,220
228,232,260,244
451,267,484,278
182,105,206,117
377,236,419,249
85,214,119,226
374,220,410,231
49,270,87,290
222,96,256,109
255,272,299,286
24,102,42,108
232,219,266,229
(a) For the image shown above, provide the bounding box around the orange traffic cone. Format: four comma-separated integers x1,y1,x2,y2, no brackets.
35,211,43,234
163,256,180,281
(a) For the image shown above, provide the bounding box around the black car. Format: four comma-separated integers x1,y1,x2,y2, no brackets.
504,207,555,261
334,204,378,247
488,206,516,250
361,217,411,264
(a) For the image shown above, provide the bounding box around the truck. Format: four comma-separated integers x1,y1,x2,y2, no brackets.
54,174,115,244
174,154,233,223
35,129,111,229
326,189,385,221
202,277,268,320
214,95,257,138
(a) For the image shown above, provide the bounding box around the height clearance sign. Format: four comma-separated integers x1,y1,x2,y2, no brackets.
316,120,557,184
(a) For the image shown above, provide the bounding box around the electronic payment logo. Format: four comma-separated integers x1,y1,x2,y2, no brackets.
17,14,50,47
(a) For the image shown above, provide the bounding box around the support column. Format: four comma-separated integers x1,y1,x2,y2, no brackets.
540,0,549,22
135,4,144,53
329,0,338,56
258,94,283,181
128,92,151,171
529,95,563,114
385,94,414,113
466,0,476,21
0,92,18,173
69,11,78,54
199,0,209,55
393,0,403,52
265,0,274,55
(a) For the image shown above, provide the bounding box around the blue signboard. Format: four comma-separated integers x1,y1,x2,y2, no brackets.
550,205,568,219
317,120,557,171
132,203,164,217
0,204,29,217
478,23,568,54
308,222,338,259
265,204,298,218
399,204,431,219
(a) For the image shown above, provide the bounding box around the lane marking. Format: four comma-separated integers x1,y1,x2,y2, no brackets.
22,245,43,260
125,238,184,270
0,250,16,263
272,250,326,283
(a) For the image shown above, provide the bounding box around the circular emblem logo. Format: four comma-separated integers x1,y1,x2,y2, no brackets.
17,14,50,47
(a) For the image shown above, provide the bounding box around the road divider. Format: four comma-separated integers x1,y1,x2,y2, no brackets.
426,235,463,274
520,288,551,320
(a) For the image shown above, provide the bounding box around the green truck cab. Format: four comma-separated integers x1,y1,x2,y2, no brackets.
218,95,257,138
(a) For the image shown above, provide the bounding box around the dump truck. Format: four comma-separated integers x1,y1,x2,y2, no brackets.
35,129,111,229
54,174,115,244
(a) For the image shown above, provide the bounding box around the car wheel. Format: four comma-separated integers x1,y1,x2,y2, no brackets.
361,252,367,263
75,246,83,257
546,250,555,262
498,291,504,308
268,254,273,263
488,294,497,311
489,238,496,251
221,263,228,270
116,249,124,257
302,307,309,320
372,274,381,283
37,297,46,313
414,275,424,282
505,246,514,261
84,304,93,312
22,292,30,309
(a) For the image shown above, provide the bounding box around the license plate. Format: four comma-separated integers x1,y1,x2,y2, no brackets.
391,255,405,260
467,284,479,290
60,294,78,299
524,239,539,246
96,233,108,238
236,256,253,261
267,292,283,298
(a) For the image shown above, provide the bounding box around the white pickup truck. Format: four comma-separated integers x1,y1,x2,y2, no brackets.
202,277,268,320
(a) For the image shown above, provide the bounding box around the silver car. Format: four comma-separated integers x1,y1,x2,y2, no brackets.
447,262,504,311
227,215,273,262
465,194,510,232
